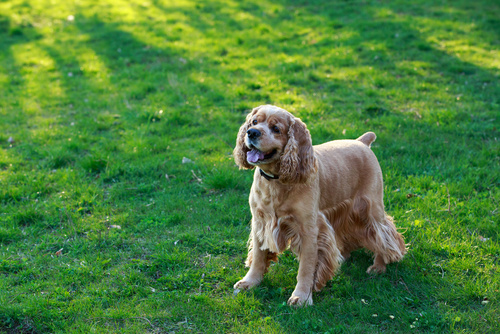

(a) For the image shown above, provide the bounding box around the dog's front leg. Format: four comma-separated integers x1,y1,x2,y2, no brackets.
288,227,318,306
234,231,271,290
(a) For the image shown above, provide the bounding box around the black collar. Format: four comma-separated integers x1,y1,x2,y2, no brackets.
259,168,279,181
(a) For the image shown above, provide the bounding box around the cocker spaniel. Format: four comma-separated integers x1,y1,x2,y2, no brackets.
233,105,406,306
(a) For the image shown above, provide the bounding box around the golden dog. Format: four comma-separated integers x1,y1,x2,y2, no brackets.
233,105,406,306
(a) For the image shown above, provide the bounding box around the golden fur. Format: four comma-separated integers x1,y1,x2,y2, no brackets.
233,105,406,306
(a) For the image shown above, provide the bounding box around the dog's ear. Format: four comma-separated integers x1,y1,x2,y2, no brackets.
233,107,261,169
279,116,317,183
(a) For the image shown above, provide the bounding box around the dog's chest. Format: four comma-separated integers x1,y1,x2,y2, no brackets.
249,184,288,253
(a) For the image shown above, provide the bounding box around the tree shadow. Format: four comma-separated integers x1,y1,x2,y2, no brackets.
270,0,500,187
0,14,31,134
0,7,256,173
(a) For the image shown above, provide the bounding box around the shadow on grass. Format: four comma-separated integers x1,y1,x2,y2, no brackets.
289,0,500,188
0,14,30,131
0,8,254,180
143,0,499,186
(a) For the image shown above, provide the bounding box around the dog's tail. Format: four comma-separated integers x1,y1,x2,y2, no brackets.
357,132,376,148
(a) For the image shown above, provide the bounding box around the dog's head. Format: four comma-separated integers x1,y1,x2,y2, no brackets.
233,105,317,183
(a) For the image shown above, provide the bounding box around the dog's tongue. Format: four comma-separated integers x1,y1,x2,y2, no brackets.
247,149,264,163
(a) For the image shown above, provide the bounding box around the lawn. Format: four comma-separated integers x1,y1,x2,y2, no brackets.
0,0,499,332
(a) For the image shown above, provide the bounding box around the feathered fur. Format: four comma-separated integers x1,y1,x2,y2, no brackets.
233,105,406,306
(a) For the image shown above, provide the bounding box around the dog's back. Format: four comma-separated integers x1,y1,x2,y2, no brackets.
314,137,381,210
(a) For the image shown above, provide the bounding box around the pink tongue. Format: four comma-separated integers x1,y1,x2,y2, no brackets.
247,149,264,163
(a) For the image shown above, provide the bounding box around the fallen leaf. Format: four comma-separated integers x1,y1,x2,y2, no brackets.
191,170,202,183
176,318,188,326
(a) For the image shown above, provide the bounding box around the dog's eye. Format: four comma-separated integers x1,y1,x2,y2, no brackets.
272,125,280,134
252,119,258,125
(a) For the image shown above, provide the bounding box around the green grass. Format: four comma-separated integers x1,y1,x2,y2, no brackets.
0,0,499,332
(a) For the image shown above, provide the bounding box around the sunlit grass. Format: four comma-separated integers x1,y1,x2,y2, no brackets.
0,0,499,332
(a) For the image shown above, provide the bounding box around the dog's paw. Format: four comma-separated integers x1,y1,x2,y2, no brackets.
287,291,313,307
233,279,259,290
366,263,386,274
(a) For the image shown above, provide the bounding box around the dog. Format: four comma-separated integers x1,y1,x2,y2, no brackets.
233,105,406,306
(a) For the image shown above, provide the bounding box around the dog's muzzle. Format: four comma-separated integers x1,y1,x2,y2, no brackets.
247,128,261,140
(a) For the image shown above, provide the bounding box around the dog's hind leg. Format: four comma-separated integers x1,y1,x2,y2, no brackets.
354,197,406,273
365,211,406,273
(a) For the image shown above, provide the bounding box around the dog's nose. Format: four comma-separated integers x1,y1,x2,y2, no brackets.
247,128,261,140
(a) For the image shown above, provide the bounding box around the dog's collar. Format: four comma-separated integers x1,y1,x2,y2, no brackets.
259,168,279,181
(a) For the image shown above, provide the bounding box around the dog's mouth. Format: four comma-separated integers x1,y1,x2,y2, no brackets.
247,147,277,163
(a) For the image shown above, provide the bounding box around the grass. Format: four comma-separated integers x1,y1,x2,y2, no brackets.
0,0,499,332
